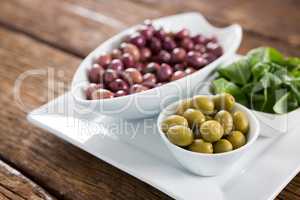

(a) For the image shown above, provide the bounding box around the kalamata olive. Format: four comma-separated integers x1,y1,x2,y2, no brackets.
176,99,193,115
205,36,217,44
97,53,111,67
130,84,148,94
183,108,206,128
139,25,154,39
171,48,186,63
85,83,103,100
202,52,217,63
142,73,157,88
144,62,160,74
135,62,146,72
213,93,235,111
108,59,124,71
185,67,196,75
114,90,128,97
188,139,213,154
180,37,194,50
200,120,224,142
214,139,233,153
194,44,206,53
206,42,223,57
154,28,166,40
103,69,119,83
91,88,114,100
149,37,162,53
176,28,190,40
161,115,189,132
171,70,186,81
186,51,208,69
193,96,214,114
129,33,146,48
157,50,171,63
174,63,185,71
123,68,143,84
214,110,233,135
157,63,173,82
162,36,176,51
166,125,194,147
121,53,135,68
140,47,152,62
121,43,140,61
233,111,249,134
108,78,129,92
227,131,246,149
192,34,206,44
111,49,122,59
88,63,104,83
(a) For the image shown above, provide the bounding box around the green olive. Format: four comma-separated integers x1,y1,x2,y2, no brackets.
166,125,194,147
227,131,246,149
200,120,224,142
214,110,233,135
193,96,214,114
161,115,188,132
205,115,213,121
213,139,233,153
233,111,249,134
183,108,205,128
213,93,235,111
188,139,213,154
176,99,193,115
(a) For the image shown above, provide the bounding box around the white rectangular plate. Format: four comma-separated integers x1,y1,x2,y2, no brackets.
28,55,300,200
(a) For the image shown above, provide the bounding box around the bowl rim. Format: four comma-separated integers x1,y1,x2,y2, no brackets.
70,12,242,105
157,95,260,158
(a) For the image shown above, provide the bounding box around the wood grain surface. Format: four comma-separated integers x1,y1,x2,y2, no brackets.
0,0,299,199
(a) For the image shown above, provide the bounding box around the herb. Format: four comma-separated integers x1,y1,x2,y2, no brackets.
212,47,300,114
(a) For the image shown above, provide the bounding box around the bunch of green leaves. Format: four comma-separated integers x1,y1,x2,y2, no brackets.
212,47,300,114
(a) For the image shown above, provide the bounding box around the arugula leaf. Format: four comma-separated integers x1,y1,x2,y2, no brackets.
251,62,271,80
247,47,285,66
218,59,251,85
273,92,298,114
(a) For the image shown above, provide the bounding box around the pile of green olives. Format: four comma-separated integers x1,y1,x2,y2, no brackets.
161,93,249,154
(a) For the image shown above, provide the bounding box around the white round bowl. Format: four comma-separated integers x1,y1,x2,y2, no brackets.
157,96,260,176
71,12,242,119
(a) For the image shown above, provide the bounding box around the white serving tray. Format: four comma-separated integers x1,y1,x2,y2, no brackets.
28,56,300,200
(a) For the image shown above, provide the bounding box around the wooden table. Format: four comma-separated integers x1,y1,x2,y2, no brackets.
0,0,299,199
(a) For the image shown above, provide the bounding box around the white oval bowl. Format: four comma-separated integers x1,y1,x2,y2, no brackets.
157,95,260,176
71,12,242,119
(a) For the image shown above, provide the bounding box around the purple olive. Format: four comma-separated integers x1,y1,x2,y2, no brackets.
154,28,166,40
176,28,190,39
171,48,186,63
129,33,146,48
135,62,146,72
192,34,206,44
157,50,171,63
157,63,173,82
121,53,135,68
108,78,129,92
91,88,114,100
111,49,122,59
206,42,223,57
185,67,196,75
140,47,152,62
97,53,111,67
139,26,154,39
174,63,186,71
186,51,208,69
130,84,149,94
144,62,160,74
103,69,119,83
85,83,103,100
114,90,128,97
181,37,194,50
122,68,143,84
171,70,186,81
149,37,162,53
121,43,140,61
202,53,217,63
194,44,206,53
108,59,124,71
88,64,104,83
162,36,176,51
142,73,157,88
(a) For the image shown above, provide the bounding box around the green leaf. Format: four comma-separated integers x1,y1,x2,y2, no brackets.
273,92,298,114
251,62,271,80
247,47,285,66
218,59,251,85
212,78,248,106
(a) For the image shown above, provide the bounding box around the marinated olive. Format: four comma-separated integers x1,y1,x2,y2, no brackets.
214,110,233,135
200,120,224,142
205,115,213,121
91,88,114,99
193,96,214,114
188,139,213,154
161,115,188,132
123,68,143,84
176,99,193,115
213,93,235,111
227,131,246,149
233,111,249,134
166,125,194,147
171,71,186,81
213,139,233,153
183,108,205,128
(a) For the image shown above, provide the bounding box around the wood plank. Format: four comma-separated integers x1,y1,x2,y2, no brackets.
132,0,300,48
0,26,171,200
0,159,56,200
